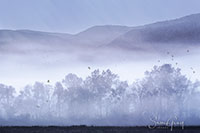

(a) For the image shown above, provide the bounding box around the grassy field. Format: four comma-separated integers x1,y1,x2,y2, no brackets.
0,126,200,133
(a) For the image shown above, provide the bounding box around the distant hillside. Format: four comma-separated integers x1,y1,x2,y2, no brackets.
0,30,72,45
107,13,200,51
0,25,133,49
1,14,200,52
74,25,132,46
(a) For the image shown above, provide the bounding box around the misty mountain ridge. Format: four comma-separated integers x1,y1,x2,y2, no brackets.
1,13,200,52
108,13,200,51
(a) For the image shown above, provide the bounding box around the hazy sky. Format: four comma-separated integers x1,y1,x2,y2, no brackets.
0,0,200,33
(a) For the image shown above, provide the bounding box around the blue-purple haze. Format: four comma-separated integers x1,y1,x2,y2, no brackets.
0,0,200,126
0,0,200,33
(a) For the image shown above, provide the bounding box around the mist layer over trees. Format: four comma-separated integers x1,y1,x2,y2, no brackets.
0,64,200,126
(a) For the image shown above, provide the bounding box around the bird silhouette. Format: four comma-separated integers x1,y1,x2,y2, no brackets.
88,67,91,70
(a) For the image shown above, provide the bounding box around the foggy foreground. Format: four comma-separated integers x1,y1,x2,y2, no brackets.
1,42,200,91
0,37,200,127
0,63,200,126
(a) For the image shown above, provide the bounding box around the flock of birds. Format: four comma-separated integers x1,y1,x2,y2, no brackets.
158,49,196,74
85,49,196,75
39,49,196,109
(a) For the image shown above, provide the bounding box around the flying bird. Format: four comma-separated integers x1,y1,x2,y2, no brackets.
190,67,196,74
88,67,91,70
